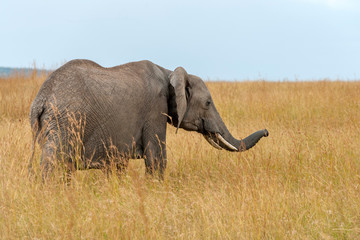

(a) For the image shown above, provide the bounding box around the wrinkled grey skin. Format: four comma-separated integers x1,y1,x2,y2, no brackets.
29,59,268,178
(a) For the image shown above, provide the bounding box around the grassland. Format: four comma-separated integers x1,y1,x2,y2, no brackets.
0,70,359,239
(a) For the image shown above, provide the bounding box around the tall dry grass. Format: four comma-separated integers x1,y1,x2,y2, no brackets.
0,71,359,239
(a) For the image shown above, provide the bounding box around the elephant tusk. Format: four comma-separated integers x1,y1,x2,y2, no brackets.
204,135,222,150
216,133,238,151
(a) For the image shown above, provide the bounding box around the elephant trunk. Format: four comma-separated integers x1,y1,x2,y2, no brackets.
236,129,269,151
216,127,269,152
205,111,269,152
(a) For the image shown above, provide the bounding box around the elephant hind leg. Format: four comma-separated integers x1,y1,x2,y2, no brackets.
40,141,57,180
40,140,73,183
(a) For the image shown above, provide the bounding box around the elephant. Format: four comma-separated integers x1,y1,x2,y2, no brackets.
29,59,269,178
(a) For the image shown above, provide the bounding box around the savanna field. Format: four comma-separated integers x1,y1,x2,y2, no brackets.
0,71,359,239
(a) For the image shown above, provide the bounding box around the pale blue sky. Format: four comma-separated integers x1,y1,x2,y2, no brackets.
1,0,359,80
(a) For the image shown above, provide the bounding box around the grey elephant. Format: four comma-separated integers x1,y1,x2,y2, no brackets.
29,59,269,178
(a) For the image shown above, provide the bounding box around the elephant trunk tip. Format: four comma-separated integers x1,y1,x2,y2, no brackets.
264,129,269,137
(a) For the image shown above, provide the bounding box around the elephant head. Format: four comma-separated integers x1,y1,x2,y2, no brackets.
168,67,269,152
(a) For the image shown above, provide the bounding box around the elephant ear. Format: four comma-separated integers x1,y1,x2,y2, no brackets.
169,67,189,133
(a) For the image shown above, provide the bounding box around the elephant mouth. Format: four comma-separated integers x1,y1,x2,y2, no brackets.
203,132,238,151
181,121,199,131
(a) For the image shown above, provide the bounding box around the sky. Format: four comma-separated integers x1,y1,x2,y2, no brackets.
1,0,360,80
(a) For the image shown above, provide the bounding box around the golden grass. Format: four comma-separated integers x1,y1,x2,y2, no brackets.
1,71,360,239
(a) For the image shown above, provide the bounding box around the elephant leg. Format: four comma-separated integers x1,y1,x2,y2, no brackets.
41,139,73,183
40,141,57,180
144,145,167,176
143,119,167,178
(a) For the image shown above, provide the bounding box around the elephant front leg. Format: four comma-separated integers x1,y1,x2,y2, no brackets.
142,100,168,178
143,122,167,178
144,138,167,178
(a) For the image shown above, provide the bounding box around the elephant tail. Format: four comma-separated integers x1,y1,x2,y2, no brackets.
29,97,45,140
28,97,45,176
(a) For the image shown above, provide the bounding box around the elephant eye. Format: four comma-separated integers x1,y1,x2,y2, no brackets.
205,100,211,107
